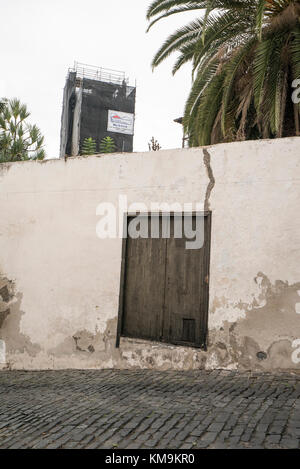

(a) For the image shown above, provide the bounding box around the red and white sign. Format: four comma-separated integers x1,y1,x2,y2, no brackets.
107,110,134,135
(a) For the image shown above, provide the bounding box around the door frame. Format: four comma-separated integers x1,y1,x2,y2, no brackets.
116,211,212,349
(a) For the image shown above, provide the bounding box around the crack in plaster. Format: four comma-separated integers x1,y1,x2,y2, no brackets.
203,148,215,211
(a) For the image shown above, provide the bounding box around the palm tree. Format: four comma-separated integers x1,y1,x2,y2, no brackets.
147,0,300,146
0,98,45,162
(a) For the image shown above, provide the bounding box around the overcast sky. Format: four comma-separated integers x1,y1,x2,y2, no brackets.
1,0,199,157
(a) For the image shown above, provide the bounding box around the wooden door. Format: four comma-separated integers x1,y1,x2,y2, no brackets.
119,213,211,349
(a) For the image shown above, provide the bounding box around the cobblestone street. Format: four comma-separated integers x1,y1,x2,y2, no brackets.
0,370,300,449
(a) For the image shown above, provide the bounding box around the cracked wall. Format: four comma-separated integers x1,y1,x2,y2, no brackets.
203,148,215,212
0,137,299,370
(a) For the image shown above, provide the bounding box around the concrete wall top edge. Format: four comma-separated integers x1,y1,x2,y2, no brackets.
0,136,299,169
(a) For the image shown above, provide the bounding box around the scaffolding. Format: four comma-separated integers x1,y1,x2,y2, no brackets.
69,61,129,86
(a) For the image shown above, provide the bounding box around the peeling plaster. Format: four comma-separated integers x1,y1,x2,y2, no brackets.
235,274,300,352
73,330,106,353
296,290,300,314
0,276,41,367
292,340,300,364
0,278,14,328
2,270,300,371
0,340,5,364
207,273,300,371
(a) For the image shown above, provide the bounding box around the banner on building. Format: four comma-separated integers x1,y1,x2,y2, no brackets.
107,110,134,135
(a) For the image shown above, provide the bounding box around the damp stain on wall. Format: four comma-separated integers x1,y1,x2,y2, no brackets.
0,275,41,368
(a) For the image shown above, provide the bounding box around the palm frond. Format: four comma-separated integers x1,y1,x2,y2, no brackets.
221,39,256,136
256,0,267,40
151,18,204,68
147,3,204,32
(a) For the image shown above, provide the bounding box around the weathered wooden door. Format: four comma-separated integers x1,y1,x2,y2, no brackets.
118,213,211,349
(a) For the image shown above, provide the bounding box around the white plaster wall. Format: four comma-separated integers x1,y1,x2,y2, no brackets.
0,137,299,371
209,138,300,319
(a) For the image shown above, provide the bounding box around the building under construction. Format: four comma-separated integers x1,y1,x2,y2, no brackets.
60,62,136,157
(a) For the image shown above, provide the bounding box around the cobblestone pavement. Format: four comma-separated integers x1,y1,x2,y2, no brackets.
0,370,300,449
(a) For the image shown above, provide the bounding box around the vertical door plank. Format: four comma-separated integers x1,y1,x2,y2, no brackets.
122,216,166,342
163,215,209,348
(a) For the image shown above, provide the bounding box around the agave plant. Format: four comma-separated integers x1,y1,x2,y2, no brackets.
0,98,45,162
147,0,300,146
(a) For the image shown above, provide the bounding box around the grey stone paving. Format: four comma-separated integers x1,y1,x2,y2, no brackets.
0,369,300,449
